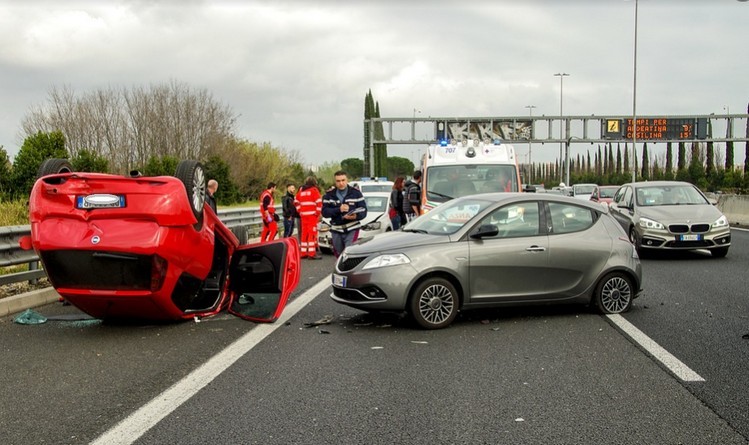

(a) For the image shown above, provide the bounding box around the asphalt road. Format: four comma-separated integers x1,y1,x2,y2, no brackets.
1,232,748,444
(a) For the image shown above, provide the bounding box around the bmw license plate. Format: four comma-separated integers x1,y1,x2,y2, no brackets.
332,274,347,287
678,234,702,241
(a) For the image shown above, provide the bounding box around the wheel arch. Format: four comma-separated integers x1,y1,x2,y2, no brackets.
407,270,466,309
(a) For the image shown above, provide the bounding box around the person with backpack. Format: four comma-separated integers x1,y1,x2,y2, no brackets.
402,170,422,222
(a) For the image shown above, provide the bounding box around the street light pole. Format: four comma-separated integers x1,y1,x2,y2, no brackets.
631,0,638,183
554,73,569,184
524,105,536,184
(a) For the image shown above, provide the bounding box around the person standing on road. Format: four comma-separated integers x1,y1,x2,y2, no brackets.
206,179,218,214
402,170,422,222
390,176,406,230
259,182,278,242
294,176,323,259
282,183,298,238
322,171,367,257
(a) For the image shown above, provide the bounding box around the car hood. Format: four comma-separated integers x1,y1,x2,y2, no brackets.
346,230,450,254
361,210,385,225
639,204,723,223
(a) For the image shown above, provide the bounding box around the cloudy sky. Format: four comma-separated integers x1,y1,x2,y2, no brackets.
1,0,747,169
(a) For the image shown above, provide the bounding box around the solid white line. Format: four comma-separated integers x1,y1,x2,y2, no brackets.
607,314,705,382
90,277,332,445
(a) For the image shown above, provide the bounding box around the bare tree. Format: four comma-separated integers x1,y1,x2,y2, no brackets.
21,80,237,173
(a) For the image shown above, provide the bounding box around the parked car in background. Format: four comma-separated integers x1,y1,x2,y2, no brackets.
608,181,731,257
350,178,394,193
572,183,598,201
331,193,642,329
590,185,620,206
20,159,300,322
318,191,394,254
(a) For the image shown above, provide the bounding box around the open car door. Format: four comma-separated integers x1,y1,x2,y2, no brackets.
227,237,300,322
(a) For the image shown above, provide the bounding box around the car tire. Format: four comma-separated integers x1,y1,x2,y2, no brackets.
711,247,729,258
594,272,633,314
628,226,642,254
175,160,206,228
37,159,73,178
409,277,459,329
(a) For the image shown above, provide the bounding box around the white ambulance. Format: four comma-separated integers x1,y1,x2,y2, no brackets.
419,139,521,214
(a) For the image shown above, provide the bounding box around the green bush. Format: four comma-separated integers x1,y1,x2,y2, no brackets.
0,200,29,226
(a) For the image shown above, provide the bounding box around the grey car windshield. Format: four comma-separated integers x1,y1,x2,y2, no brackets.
636,185,708,206
404,198,493,235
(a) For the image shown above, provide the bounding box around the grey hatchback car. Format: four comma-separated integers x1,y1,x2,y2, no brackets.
331,193,642,329
608,181,731,257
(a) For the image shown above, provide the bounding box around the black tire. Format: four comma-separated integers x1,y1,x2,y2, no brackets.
711,247,729,258
231,225,249,245
594,272,633,314
175,160,206,227
628,226,642,255
37,159,73,178
408,277,459,329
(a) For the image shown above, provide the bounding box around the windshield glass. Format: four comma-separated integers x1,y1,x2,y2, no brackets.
425,165,518,203
364,195,388,212
574,184,596,195
599,187,618,198
405,198,493,235
636,185,709,207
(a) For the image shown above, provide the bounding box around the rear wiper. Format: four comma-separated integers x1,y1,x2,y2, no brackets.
402,228,429,234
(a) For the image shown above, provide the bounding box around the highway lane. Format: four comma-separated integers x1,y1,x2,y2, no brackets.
1,233,748,444
621,228,749,440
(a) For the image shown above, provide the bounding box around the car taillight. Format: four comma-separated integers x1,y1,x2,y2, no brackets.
150,255,168,291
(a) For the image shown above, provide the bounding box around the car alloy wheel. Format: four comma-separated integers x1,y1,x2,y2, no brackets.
409,277,459,329
595,272,633,314
175,160,206,229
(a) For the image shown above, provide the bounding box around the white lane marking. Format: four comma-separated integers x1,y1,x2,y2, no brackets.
607,314,705,382
90,277,332,445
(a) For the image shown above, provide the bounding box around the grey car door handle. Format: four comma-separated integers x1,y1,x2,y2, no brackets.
525,246,546,252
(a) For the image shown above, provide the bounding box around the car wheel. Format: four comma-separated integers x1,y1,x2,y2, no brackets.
711,247,729,258
628,226,641,254
37,159,73,178
594,272,633,314
175,160,206,228
409,277,459,329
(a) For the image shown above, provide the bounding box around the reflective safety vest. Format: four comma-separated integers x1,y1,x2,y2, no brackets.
259,189,276,220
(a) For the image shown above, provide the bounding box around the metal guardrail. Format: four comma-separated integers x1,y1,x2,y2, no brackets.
0,207,262,287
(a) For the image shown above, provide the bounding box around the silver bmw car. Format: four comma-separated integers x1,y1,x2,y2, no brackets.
331,193,643,329
608,181,731,257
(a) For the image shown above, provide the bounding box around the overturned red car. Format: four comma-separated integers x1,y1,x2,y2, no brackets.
20,159,300,322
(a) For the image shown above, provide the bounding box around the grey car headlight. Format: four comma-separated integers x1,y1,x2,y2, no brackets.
638,217,664,230
713,215,729,228
362,253,410,270
362,221,381,231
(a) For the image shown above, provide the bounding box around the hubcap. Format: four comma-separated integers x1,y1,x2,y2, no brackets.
601,277,631,313
418,284,454,325
192,168,206,211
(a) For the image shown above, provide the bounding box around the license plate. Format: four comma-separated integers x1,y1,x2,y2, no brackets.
76,194,125,209
332,274,347,287
678,234,701,241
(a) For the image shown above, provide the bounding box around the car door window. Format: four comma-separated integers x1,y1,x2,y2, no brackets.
477,202,540,238
548,202,594,234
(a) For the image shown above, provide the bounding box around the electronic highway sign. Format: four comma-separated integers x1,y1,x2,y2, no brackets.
603,118,707,140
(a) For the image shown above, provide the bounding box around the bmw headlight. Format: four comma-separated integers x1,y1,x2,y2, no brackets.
638,217,664,230
362,253,410,270
362,221,381,231
713,215,729,228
